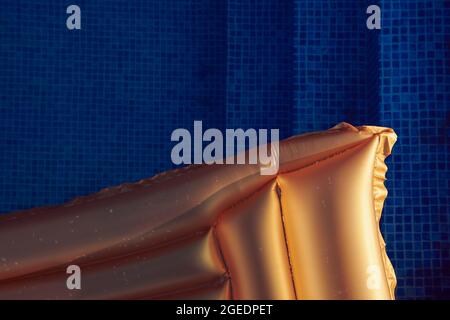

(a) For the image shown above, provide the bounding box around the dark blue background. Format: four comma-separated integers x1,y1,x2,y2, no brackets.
0,0,449,299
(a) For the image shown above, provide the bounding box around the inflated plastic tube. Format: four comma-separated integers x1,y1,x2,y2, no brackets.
0,123,396,299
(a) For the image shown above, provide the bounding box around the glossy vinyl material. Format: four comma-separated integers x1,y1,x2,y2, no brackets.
0,123,397,299
216,181,296,299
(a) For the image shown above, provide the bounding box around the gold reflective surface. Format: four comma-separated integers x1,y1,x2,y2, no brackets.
0,123,397,299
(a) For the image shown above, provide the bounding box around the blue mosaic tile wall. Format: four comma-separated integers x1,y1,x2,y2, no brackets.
379,0,450,299
0,0,448,299
294,0,381,131
0,0,228,211
226,0,293,137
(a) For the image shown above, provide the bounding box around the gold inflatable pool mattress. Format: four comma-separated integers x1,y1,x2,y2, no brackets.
0,123,397,299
